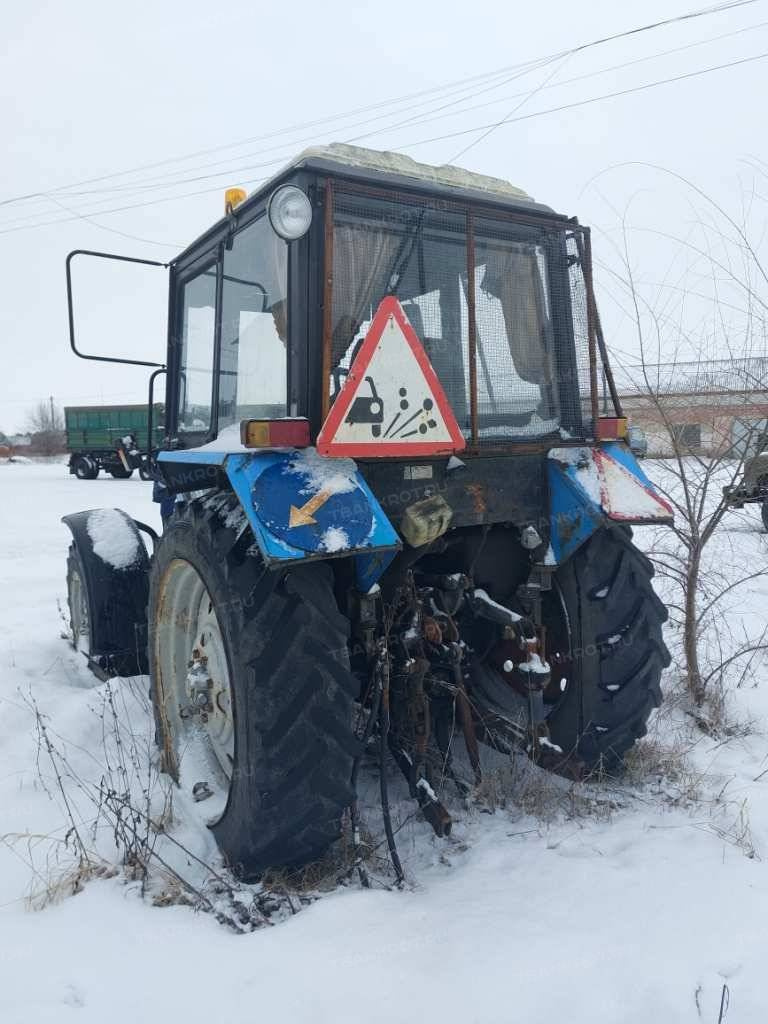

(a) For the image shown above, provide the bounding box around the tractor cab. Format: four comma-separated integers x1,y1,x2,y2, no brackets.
166,143,610,455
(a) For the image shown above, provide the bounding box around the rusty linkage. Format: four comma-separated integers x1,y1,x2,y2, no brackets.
349,565,577,883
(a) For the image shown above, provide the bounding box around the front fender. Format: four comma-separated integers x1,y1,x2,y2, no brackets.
62,509,150,676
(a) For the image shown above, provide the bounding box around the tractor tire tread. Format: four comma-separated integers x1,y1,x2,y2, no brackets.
148,497,358,879
547,524,669,769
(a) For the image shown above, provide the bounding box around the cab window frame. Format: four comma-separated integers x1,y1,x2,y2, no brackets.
171,251,221,446
167,189,309,446
217,210,291,430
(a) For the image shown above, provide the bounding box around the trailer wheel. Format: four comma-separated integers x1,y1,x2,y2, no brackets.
148,497,358,879
543,525,670,770
73,455,98,480
109,465,133,479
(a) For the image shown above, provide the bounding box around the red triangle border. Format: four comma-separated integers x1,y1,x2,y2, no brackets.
316,296,467,458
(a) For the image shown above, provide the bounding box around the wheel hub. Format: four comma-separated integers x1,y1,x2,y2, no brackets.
68,565,90,656
154,559,236,817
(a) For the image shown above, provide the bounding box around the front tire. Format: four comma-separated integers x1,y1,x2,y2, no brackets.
149,496,359,879
544,525,670,769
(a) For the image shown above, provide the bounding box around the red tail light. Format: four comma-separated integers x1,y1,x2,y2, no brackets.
240,418,311,449
596,417,628,441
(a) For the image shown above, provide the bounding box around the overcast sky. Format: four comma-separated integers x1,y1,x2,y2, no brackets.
2,0,766,432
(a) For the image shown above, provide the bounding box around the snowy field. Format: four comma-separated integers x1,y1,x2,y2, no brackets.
3,460,768,1022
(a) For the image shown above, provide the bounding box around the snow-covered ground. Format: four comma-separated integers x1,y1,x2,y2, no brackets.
3,460,768,1022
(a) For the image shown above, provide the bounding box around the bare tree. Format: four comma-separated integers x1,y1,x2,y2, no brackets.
26,398,65,455
626,366,767,711
591,166,768,719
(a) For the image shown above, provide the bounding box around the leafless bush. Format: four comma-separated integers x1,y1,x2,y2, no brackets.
590,164,768,720
4,680,406,927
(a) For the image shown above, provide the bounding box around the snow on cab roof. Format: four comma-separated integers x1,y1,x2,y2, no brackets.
173,144,538,266
291,143,534,203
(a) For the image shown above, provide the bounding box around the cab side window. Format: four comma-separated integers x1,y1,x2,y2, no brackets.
218,216,288,428
177,265,217,435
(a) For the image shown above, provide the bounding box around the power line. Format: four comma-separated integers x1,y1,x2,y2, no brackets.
0,177,272,236
0,57,566,211
65,54,561,201
44,194,180,248
444,0,765,164
56,0,768,203
0,13,764,243
394,50,768,151
449,54,573,163
2,13,761,240
0,0,759,215
4,40,766,244
346,18,768,145
2,46,764,242
5,13,759,226
0,61,545,212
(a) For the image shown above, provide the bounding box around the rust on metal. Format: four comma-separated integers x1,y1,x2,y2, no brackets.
407,656,431,769
579,227,600,435
423,616,443,645
455,677,482,786
466,210,479,445
333,177,575,235
321,179,335,422
592,292,624,415
421,799,453,837
576,220,623,417
465,481,487,519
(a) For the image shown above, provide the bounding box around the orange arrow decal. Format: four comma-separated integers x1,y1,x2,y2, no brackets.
288,488,333,529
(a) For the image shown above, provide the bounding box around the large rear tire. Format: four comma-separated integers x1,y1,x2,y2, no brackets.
543,525,670,770
108,464,133,479
148,496,359,879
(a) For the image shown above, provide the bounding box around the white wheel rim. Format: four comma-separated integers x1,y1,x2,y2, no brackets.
154,559,235,818
68,566,90,656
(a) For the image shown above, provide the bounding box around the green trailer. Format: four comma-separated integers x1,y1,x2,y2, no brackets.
65,403,164,480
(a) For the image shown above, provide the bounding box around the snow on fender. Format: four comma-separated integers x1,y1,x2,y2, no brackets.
547,442,673,564
61,507,150,676
86,508,142,570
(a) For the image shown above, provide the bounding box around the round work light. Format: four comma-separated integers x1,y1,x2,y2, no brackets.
268,185,312,240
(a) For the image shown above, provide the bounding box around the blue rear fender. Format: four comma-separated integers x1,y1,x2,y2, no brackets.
157,447,401,590
546,441,672,565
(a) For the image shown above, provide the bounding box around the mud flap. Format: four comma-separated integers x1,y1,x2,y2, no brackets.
62,509,150,677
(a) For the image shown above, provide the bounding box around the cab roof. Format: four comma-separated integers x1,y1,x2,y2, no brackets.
172,143,560,267
292,143,533,203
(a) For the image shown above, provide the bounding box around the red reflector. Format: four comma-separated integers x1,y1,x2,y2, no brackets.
596,417,628,440
240,418,310,449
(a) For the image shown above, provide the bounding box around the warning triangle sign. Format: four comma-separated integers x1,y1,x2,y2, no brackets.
317,297,467,458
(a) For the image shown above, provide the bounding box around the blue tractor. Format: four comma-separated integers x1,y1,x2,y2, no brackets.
63,144,672,878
